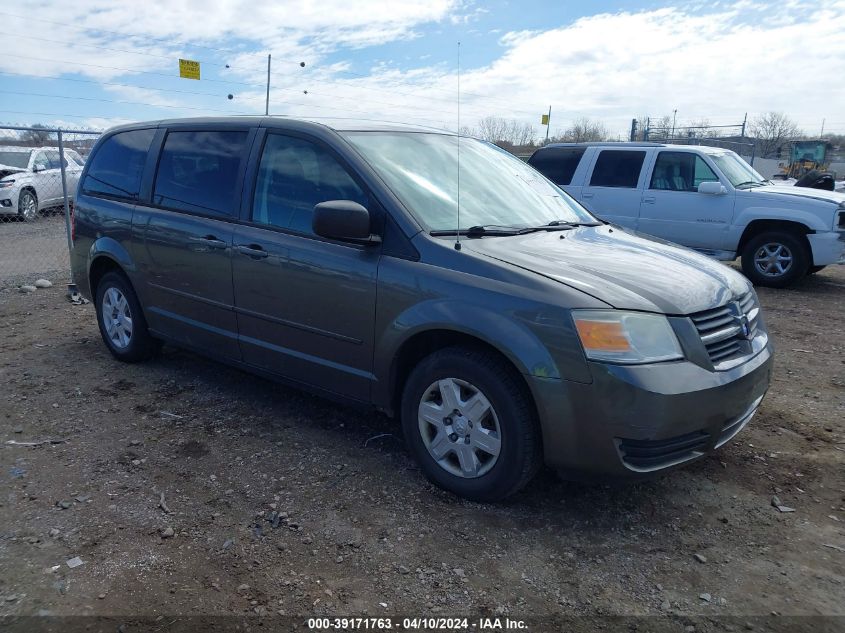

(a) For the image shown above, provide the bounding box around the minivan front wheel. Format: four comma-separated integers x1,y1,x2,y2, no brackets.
95,272,159,362
401,346,541,501
740,231,809,288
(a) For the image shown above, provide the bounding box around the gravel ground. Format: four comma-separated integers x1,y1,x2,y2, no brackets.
0,214,70,287
0,265,843,631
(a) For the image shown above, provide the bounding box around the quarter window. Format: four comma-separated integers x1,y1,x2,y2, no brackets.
589,150,645,188
153,130,249,218
529,147,585,185
82,129,155,201
650,152,719,192
252,134,367,235
45,150,66,169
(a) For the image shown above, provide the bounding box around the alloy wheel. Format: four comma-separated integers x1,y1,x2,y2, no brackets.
20,192,37,221
754,242,793,277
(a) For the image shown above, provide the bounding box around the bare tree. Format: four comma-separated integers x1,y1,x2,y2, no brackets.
474,116,536,147
555,117,608,143
749,112,802,158
20,123,55,146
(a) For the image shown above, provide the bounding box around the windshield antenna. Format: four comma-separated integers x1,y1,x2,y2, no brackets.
455,41,462,251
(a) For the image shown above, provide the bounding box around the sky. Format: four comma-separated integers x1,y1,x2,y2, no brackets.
0,0,843,139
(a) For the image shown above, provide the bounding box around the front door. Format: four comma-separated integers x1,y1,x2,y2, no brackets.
232,132,380,401
578,149,648,229
638,150,736,250
134,128,253,359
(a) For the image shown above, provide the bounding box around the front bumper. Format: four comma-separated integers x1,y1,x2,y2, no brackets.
0,187,19,215
808,230,845,266
530,341,773,477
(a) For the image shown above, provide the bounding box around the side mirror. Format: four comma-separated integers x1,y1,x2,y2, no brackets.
32,162,48,173
312,200,380,244
698,181,727,195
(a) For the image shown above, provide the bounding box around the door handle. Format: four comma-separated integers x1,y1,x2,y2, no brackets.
582,192,594,199
190,235,228,249
642,196,656,203
236,244,269,259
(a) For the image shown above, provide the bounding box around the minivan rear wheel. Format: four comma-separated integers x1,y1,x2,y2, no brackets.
740,231,809,288
95,271,160,362
400,346,542,502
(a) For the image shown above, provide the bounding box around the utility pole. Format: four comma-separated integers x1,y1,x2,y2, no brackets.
644,117,650,142
544,105,552,144
265,54,271,116
741,112,747,138
671,109,677,138
820,118,825,138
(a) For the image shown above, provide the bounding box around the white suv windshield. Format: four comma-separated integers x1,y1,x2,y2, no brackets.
710,152,767,189
343,132,596,231
0,150,32,169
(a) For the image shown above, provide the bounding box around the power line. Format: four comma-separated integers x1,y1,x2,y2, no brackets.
0,61,537,123
0,89,252,115
2,31,308,76
0,89,456,128
0,9,534,110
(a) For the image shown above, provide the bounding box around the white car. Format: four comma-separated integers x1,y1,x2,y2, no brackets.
529,142,845,287
0,146,85,221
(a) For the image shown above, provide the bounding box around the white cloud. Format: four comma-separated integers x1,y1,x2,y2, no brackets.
1,1,843,137
456,1,845,136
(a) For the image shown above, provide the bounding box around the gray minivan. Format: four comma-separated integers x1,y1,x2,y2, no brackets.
71,117,773,501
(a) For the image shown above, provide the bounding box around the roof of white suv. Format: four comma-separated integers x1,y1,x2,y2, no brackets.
542,142,731,154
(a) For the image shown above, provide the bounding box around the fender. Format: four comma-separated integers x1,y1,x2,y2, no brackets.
733,205,829,233
372,298,579,411
86,236,137,292
728,205,827,251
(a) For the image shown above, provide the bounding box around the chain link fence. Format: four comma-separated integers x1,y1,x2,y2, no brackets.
0,126,102,290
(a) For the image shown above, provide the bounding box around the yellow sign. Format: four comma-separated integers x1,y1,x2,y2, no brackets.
179,59,201,80
541,114,549,125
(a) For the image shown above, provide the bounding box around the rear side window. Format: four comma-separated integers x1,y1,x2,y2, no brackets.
153,130,249,218
83,129,155,201
589,150,646,188
528,147,585,185
650,151,719,191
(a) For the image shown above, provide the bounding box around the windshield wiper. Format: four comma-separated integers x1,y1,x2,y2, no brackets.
545,220,603,227
430,221,602,237
735,180,766,189
430,224,526,237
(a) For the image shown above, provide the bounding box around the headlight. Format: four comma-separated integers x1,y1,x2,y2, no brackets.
573,310,683,364
0,180,14,188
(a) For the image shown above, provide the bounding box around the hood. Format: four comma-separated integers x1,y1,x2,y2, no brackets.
463,225,750,314
750,184,845,205
0,165,25,180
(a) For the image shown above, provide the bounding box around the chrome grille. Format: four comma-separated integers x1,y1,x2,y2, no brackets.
690,291,759,365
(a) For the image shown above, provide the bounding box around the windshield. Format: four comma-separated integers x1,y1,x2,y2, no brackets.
343,132,596,231
0,150,32,169
710,152,767,188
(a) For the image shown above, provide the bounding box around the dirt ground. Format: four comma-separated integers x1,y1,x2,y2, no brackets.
1,264,843,630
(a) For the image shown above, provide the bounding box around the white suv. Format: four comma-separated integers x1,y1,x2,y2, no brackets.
0,146,85,221
529,143,845,287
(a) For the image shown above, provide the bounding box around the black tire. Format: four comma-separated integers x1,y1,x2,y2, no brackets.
400,346,542,502
18,189,38,222
740,230,809,288
94,271,160,362
807,265,826,275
